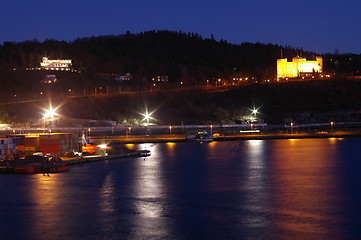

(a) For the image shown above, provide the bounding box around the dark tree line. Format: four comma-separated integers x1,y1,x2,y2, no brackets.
0,30,328,95
1,30,361,124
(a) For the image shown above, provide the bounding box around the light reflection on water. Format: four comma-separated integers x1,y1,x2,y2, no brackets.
130,143,169,239
269,138,343,239
1,138,361,239
242,140,268,229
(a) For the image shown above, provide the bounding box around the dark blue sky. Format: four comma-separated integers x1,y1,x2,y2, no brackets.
2,0,360,54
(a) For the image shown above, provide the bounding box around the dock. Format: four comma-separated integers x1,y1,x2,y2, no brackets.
62,150,149,165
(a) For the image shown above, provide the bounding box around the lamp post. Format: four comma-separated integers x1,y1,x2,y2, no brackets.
252,108,258,117
290,122,294,134
43,107,56,132
169,126,172,135
142,110,153,126
330,121,334,132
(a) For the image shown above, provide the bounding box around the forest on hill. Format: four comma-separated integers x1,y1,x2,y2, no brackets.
1,30,361,125
1,30,361,99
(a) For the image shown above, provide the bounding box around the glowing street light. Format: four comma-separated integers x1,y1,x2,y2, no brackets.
43,107,57,131
142,109,154,125
330,121,334,132
43,107,56,121
144,113,151,124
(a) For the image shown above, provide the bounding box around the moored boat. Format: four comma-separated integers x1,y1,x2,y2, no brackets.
185,131,213,142
37,156,70,174
13,164,39,174
37,164,70,173
0,166,14,173
0,160,15,173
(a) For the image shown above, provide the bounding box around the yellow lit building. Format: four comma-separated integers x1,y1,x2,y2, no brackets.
40,57,72,71
277,56,322,78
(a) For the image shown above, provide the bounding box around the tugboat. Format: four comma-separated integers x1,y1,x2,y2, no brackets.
0,160,15,173
81,132,98,155
37,156,70,174
12,154,70,174
13,164,39,174
13,155,44,174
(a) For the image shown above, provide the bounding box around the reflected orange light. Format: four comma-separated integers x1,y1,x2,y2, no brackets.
125,143,135,149
269,139,340,235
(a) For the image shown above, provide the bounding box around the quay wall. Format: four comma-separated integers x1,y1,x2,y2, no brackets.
63,151,148,165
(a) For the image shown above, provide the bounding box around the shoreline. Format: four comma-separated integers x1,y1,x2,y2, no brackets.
92,130,361,144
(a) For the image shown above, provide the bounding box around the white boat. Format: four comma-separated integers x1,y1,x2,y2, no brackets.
185,131,213,142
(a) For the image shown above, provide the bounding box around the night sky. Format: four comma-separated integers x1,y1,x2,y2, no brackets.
2,0,361,54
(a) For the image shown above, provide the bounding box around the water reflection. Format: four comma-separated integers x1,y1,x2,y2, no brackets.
99,172,116,213
270,138,342,239
242,140,269,228
25,174,73,239
165,142,176,158
130,143,169,238
1,138,358,239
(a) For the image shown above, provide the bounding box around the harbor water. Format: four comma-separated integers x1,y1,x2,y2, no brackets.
1,138,361,239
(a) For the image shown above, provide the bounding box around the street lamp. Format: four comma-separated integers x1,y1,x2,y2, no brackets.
142,110,153,125
144,113,151,124
169,126,172,135
43,107,56,131
330,121,334,132
43,107,56,120
290,122,294,134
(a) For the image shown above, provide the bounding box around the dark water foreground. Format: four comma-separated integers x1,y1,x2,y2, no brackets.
1,138,361,240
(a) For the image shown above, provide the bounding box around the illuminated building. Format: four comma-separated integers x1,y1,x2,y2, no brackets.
277,56,322,78
40,57,72,71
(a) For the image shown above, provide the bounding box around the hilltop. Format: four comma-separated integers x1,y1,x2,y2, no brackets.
0,30,328,98
1,30,361,125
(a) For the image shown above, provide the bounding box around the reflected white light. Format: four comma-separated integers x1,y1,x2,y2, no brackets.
99,173,116,213
130,143,166,237
242,140,268,228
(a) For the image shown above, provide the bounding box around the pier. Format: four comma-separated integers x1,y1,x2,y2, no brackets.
62,150,149,165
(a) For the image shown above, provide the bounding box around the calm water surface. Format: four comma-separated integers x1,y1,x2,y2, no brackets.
1,138,361,240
